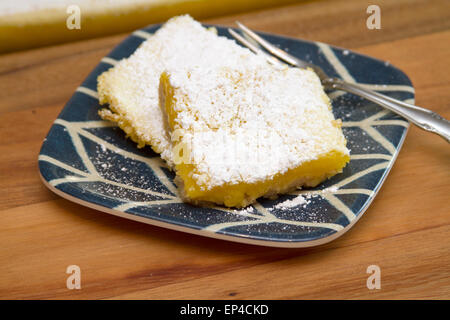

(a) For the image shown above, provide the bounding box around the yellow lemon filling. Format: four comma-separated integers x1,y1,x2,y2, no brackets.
160,68,350,208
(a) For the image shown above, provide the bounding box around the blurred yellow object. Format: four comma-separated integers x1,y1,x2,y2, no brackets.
0,0,301,54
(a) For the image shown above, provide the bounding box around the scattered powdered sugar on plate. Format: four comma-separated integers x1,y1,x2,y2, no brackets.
321,186,338,193
232,206,255,215
274,194,309,209
273,185,339,210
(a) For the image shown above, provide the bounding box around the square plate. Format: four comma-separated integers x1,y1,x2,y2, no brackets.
38,24,414,247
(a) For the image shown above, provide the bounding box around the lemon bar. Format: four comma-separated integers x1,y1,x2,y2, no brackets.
97,15,266,166
160,65,350,207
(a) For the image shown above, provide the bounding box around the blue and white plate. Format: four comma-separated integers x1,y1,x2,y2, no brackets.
38,24,414,247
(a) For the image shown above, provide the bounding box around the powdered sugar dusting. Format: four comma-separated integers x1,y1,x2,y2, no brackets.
274,194,310,209
232,206,255,215
272,185,339,211
166,63,349,188
98,15,267,166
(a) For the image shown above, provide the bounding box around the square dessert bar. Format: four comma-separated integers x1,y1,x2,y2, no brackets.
160,64,350,207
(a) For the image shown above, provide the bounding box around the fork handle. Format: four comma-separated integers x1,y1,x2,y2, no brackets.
324,78,450,143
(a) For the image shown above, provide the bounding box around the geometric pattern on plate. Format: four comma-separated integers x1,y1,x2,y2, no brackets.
38,24,414,247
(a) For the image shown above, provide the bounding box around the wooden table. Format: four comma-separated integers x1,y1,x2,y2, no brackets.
0,0,449,299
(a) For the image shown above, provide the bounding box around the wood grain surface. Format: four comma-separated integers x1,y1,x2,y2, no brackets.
0,0,449,299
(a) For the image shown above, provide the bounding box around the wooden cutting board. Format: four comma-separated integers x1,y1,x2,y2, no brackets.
0,0,449,299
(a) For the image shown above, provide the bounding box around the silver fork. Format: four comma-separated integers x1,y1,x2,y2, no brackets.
229,22,450,143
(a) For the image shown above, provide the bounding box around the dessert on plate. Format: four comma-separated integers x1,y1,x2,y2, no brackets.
160,64,349,207
97,15,350,208
97,15,267,167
